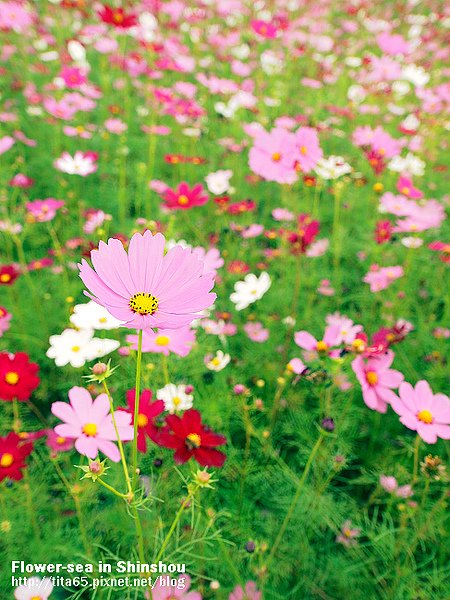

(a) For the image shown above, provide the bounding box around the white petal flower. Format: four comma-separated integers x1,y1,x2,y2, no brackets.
70,301,123,330
46,328,118,368
206,350,231,371
230,272,271,311
156,383,193,413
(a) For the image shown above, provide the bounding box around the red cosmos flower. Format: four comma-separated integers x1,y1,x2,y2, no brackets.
227,260,250,275
162,182,209,210
164,154,185,164
157,409,226,467
0,432,33,482
251,19,278,39
28,258,54,271
98,5,137,28
119,389,165,453
9,173,34,188
226,200,256,214
429,241,450,264
375,220,393,244
365,150,386,175
0,265,20,286
286,213,320,255
0,352,40,402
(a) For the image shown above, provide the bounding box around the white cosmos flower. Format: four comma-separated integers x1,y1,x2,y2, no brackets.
388,153,425,176
315,156,352,179
206,350,231,371
70,301,123,330
46,328,119,368
402,64,430,87
157,383,193,413
205,169,233,195
14,576,54,600
230,272,271,311
54,151,97,176
401,237,423,248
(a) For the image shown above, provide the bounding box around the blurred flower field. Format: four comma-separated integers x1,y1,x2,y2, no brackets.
0,1,449,599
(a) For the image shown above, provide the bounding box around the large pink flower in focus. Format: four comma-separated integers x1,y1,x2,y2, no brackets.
249,127,298,184
51,387,134,462
126,326,196,357
78,231,216,330
351,351,404,413
390,381,450,444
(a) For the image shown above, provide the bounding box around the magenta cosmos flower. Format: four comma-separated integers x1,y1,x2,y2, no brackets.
78,231,216,330
162,182,209,210
51,387,134,462
390,380,450,444
351,351,404,413
249,127,298,184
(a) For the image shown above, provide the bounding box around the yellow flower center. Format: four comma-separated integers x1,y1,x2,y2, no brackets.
71,346,81,353
186,433,201,448
0,274,11,283
82,423,98,437
272,152,282,162
137,413,149,427
417,410,433,424
316,341,328,352
211,357,221,366
99,317,107,323
178,194,189,205
129,292,159,315
401,187,410,195
300,145,307,154
172,396,181,407
366,371,378,385
56,437,66,445
155,335,170,346
5,371,19,385
31,596,42,600
0,453,14,468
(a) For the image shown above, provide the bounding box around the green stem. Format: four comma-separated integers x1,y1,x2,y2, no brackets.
154,492,194,564
102,380,132,496
265,431,325,573
132,329,143,486
97,478,128,500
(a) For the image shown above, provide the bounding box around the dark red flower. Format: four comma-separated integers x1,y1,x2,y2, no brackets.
98,5,137,28
157,409,226,467
0,432,33,482
0,265,20,286
286,213,320,255
429,241,450,264
374,220,393,244
226,200,256,214
365,149,386,175
0,352,40,402
119,389,165,453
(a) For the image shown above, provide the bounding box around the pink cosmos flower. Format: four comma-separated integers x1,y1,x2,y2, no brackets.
51,386,134,462
396,175,423,199
376,32,410,56
294,127,323,172
104,118,128,134
390,381,450,444
60,66,87,89
351,351,404,413
379,192,415,216
251,19,278,39
0,306,12,337
126,326,196,357
0,1,33,33
249,127,298,184
363,265,403,292
26,199,65,222
149,575,201,600
287,358,307,375
192,246,224,277
229,581,261,600
326,313,363,344
380,475,398,493
9,173,34,188
336,520,361,547
294,325,341,358
162,182,209,210
0,135,14,155
45,429,75,456
79,231,216,330
244,321,269,342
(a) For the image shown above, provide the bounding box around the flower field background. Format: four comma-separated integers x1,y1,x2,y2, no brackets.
0,1,449,599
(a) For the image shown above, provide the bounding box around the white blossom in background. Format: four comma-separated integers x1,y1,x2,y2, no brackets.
230,272,271,311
